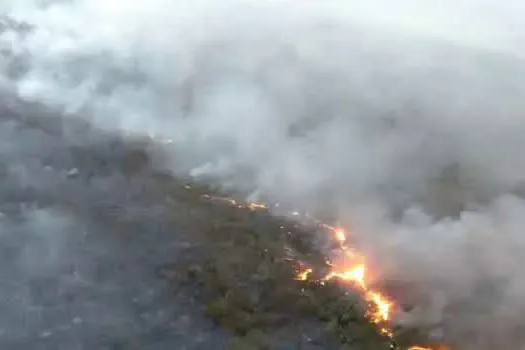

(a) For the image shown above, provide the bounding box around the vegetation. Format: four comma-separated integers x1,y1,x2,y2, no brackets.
158,182,441,349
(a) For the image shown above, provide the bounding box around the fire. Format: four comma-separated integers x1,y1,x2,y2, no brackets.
380,327,394,337
322,263,392,324
296,268,312,281
320,224,347,243
334,227,347,243
365,291,392,323
324,264,366,289
197,190,449,350
247,201,268,210
320,225,392,325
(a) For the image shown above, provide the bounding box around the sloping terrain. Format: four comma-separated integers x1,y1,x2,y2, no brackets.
0,97,362,349
0,97,229,350
0,96,441,350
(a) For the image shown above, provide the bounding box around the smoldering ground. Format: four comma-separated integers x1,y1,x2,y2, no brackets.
4,0,525,348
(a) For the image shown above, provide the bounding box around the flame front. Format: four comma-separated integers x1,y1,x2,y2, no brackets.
365,291,392,323
319,226,392,324
195,190,449,350
324,263,366,289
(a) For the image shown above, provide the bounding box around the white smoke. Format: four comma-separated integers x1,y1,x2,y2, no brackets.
3,0,525,347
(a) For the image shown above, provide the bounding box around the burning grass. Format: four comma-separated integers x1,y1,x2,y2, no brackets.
162,182,449,349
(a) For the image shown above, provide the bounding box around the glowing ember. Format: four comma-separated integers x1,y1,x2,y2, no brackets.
296,268,313,281
380,327,393,337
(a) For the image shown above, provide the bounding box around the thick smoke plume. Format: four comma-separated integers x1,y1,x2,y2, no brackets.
3,0,525,348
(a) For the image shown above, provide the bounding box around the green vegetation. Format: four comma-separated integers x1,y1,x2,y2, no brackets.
164,182,433,349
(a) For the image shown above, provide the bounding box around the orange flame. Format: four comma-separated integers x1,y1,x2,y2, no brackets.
365,291,392,323
322,263,392,324
324,264,367,289
296,268,312,281
198,190,449,350
319,225,393,325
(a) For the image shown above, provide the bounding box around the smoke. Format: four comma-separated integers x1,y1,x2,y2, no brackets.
0,96,228,349
3,0,525,348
